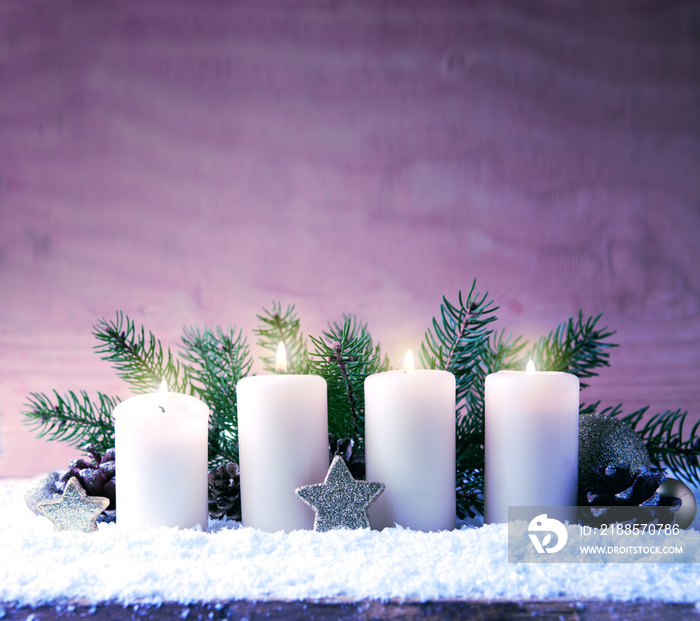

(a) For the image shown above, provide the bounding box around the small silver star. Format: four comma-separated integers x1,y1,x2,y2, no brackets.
36,477,109,533
296,455,385,532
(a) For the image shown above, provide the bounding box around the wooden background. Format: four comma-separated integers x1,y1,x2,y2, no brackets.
0,0,698,477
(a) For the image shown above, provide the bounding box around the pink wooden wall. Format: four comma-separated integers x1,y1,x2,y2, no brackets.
1,1,699,476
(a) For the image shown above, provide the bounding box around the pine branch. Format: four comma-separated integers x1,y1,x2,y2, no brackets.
93,311,190,394
579,401,604,416
612,406,700,486
254,302,308,374
420,282,498,413
583,402,700,486
22,390,119,453
180,325,253,467
483,329,529,375
526,311,618,388
419,282,498,518
307,315,389,442
456,469,484,521
453,331,527,518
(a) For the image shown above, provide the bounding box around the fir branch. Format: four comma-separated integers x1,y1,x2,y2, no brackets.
457,469,484,521
419,282,498,518
22,390,119,453
526,311,618,388
307,315,389,442
93,311,189,394
180,325,253,467
454,331,527,518
420,282,498,415
254,302,308,374
483,329,529,375
579,401,630,420
583,402,700,486
579,401,604,416
612,406,700,486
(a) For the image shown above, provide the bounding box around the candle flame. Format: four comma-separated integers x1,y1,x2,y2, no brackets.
276,342,288,374
404,348,415,373
159,379,168,393
526,359,536,375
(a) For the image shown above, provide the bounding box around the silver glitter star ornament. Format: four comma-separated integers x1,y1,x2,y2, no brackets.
295,455,385,532
36,476,110,533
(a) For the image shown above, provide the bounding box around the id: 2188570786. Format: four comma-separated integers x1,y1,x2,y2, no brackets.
580,523,681,536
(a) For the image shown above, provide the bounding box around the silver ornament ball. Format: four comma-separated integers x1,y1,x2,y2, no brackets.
657,478,697,529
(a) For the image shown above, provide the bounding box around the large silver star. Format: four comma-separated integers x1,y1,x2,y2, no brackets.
295,455,385,532
36,476,109,533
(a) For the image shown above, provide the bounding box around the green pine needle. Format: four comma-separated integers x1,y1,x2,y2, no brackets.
23,390,119,453
254,302,308,374
483,329,529,375
93,311,190,394
613,405,700,486
180,325,252,466
308,315,389,442
526,311,618,387
583,402,700,486
419,282,498,518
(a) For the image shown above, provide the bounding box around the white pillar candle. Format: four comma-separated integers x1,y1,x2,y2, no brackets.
114,381,209,531
365,350,456,531
485,361,579,524
236,344,329,532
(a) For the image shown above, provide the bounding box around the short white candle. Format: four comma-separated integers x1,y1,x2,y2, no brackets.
114,381,209,531
365,350,456,531
236,343,329,532
485,360,579,524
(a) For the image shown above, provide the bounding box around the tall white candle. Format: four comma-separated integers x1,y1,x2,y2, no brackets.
365,350,456,531
114,381,209,531
485,361,579,524
236,344,329,532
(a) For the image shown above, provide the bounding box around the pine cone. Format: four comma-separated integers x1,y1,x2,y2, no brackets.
58,444,116,522
329,435,365,480
208,462,241,521
578,462,681,526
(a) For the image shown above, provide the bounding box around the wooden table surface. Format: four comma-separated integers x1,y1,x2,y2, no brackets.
1,599,699,621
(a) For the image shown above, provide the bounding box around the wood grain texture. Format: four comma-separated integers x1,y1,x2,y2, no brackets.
1,600,699,621
0,0,699,475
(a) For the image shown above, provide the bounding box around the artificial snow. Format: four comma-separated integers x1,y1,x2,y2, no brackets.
1,478,700,605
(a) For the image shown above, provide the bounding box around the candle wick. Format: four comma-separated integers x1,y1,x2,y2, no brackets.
158,405,165,413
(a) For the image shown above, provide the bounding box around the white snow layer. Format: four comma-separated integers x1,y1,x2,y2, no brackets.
2,478,700,605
